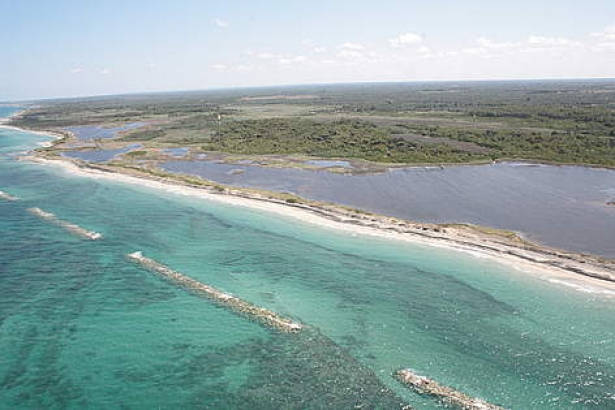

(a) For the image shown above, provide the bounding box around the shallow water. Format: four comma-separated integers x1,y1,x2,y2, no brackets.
163,147,190,158
62,144,142,163
0,106,22,119
161,160,615,258
304,159,352,168
65,122,144,140
2,125,615,409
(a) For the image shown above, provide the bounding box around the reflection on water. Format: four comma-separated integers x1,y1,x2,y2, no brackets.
161,160,615,257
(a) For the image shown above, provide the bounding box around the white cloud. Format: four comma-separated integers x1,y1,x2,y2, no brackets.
527,35,580,47
256,52,278,59
279,55,307,65
590,25,615,52
591,41,615,52
235,64,252,72
591,25,615,40
214,18,229,28
339,42,365,50
214,63,252,72
389,32,423,48
461,47,488,55
206,27,615,84
337,49,364,59
301,39,326,54
70,67,83,74
99,68,111,75
476,37,519,50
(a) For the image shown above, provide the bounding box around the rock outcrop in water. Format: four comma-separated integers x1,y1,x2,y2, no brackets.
27,207,102,240
127,251,302,332
0,190,18,201
395,369,504,410
126,252,415,407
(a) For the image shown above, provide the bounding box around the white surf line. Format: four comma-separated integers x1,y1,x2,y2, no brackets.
27,207,102,240
395,369,505,410
547,278,615,296
127,251,303,333
0,190,18,201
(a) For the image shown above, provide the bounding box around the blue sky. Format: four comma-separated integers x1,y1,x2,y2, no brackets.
2,0,615,100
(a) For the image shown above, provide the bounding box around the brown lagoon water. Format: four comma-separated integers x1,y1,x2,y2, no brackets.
161,160,615,258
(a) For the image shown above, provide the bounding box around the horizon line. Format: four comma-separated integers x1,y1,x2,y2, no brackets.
6,76,615,104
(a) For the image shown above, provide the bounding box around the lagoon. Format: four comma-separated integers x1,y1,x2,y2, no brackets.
162,160,615,258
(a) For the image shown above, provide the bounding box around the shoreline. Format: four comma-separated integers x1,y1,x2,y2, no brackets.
23,153,615,296
3,121,615,295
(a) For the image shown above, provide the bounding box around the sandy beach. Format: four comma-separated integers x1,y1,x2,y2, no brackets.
19,149,615,297
4,109,614,297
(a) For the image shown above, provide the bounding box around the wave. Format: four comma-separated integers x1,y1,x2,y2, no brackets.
0,190,18,201
547,278,615,296
127,251,302,332
27,207,102,240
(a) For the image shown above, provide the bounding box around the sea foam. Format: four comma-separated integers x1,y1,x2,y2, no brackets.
547,278,615,296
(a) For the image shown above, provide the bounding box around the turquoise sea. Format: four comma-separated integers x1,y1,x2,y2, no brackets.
1,111,615,408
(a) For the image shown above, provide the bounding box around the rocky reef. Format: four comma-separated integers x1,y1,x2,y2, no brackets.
395,369,504,410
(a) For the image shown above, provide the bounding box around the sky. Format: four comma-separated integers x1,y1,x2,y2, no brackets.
1,0,615,100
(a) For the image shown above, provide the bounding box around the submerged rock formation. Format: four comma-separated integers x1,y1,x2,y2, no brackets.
127,251,302,332
395,369,504,410
0,189,18,201
27,207,102,240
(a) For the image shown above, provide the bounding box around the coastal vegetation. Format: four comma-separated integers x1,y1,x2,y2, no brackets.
10,80,615,167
